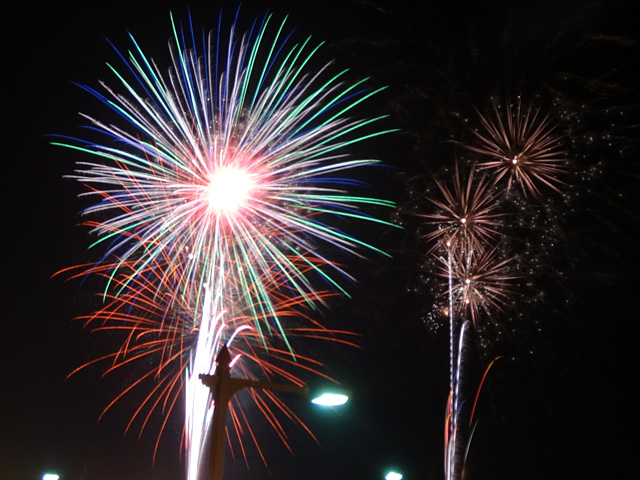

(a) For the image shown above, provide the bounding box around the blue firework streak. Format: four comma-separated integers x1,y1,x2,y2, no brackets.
54,11,395,479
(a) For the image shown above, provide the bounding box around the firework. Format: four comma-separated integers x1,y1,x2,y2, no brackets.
55,11,393,479
423,94,565,478
420,99,550,480
422,164,503,254
53,11,394,326
438,244,516,327
463,99,566,197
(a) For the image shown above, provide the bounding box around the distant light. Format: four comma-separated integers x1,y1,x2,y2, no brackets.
310,393,348,406
385,472,402,480
43,475,60,480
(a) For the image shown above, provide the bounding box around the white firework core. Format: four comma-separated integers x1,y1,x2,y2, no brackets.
206,168,253,213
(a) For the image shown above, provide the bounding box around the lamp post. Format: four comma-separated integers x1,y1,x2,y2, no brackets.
200,345,345,480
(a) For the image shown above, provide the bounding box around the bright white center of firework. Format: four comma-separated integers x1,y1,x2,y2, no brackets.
512,157,519,164
465,278,471,284
206,168,252,212
460,217,467,224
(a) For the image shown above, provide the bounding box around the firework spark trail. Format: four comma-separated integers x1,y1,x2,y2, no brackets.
56,11,394,479
444,323,501,480
60,257,359,470
445,243,456,479
185,282,224,480
447,243,455,413
444,320,471,480
443,241,472,480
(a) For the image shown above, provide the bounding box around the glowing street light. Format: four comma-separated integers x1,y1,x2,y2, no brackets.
200,345,348,480
311,392,349,406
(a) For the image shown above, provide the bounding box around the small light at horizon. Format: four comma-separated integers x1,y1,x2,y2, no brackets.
43,475,60,480
311,393,349,406
385,471,402,480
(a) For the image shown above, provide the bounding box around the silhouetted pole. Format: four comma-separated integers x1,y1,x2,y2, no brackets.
199,345,309,480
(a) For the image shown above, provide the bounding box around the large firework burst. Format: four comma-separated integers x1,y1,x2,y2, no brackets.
53,11,394,328
55,11,393,479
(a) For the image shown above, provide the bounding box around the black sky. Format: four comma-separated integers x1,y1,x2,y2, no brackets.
3,1,639,479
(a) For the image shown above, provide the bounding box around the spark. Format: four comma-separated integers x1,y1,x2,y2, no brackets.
422,164,503,254
438,244,517,327
463,99,566,197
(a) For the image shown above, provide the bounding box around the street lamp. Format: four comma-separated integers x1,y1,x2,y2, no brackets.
311,392,349,406
199,345,348,480
385,471,403,480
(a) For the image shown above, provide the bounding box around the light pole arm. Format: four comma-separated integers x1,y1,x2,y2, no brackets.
199,374,309,398
199,346,310,480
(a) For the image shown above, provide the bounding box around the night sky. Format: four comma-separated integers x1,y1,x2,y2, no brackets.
3,1,639,479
